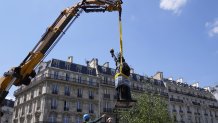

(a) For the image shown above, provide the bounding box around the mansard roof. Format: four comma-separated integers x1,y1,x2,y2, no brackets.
50,59,97,76
2,99,14,107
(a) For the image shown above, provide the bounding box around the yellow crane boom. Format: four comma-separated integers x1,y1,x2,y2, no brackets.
0,0,122,105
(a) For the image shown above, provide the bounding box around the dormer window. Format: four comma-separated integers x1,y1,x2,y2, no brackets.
65,63,71,70
76,66,82,73
88,69,92,75
102,67,107,72
53,60,60,67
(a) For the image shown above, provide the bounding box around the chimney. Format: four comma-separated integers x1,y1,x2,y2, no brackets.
89,58,98,68
176,78,183,83
130,68,134,74
103,62,109,68
168,77,173,81
192,82,199,87
67,56,73,63
153,71,163,80
86,61,90,67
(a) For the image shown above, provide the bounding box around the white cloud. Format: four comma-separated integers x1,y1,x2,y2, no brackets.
206,19,218,37
160,0,187,14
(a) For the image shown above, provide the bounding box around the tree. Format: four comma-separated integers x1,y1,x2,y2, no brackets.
119,93,173,123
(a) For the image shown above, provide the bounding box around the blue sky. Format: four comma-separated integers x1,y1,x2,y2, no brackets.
0,0,218,100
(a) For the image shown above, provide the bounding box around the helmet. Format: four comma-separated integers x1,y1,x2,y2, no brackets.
83,114,90,121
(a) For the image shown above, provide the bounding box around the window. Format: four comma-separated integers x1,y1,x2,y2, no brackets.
89,90,94,99
104,88,109,94
64,101,69,111
65,63,71,70
89,103,94,113
66,73,70,81
64,86,70,96
49,114,56,123
51,98,57,110
76,117,82,123
88,69,92,75
52,84,58,94
77,101,82,112
54,71,59,79
187,106,190,111
77,88,83,98
88,78,93,85
38,87,42,95
63,116,69,123
31,91,34,99
53,60,60,67
104,101,110,109
103,101,111,112
76,66,81,73
22,106,25,115
78,76,82,83
103,77,108,83
37,100,41,110
29,104,32,113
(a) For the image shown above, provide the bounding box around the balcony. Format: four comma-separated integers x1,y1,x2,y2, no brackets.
103,108,113,113
77,94,83,98
103,94,110,99
160,92,169,97
89,95,94,100
132,86,144,92
170,98,183,103
64,107,69,111
187,111,192,114
209,105,218,109
89,110,94,114
101,80,115,86
194,112,201,115
52,90,58,95
64,92,70,96
179,110,183,113
77,109,82,112
48,73,100,86
192,102,201,106
14,73,99,95
172,109,177,112
51,106,57,110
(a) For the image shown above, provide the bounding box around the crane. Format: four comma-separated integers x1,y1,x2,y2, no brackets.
0,0,123,106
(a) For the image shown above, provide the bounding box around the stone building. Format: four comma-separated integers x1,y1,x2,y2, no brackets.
1,99,14,123
12,57,218,123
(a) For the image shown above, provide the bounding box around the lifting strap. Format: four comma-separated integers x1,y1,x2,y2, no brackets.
119,7,123,74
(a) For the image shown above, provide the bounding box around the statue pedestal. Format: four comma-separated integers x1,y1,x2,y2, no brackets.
115,99,136,108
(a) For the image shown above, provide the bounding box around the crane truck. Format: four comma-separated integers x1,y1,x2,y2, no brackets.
0,0,123,106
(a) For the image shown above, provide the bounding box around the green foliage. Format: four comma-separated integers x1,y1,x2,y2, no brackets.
119,93,173,123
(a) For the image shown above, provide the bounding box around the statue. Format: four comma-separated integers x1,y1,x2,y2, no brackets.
110,49,132,102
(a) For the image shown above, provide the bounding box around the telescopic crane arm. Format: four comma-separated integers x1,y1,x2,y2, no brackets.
0,0,122,104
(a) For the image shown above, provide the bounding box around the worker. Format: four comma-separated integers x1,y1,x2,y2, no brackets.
83,113,106,123
110,49,132,101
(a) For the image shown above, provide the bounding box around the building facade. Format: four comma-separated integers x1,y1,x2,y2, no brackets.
1,99,14,123
12,57,218,123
